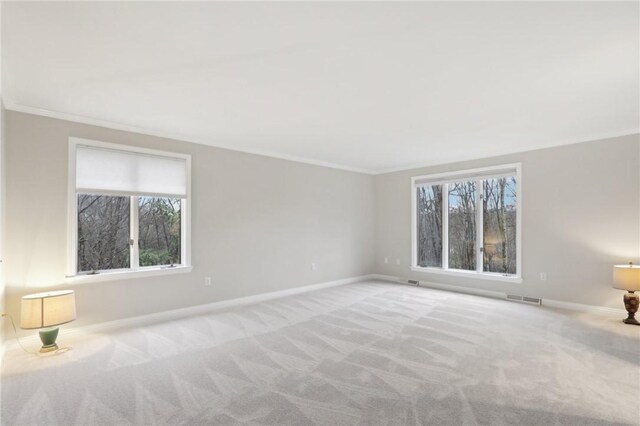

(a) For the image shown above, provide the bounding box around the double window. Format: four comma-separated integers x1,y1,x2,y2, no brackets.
68,138,191,279
411,164,521,282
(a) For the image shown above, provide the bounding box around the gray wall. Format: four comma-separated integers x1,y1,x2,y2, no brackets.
3,109,638,336
3,111,375,333
374,134,640,309
0,105,4,348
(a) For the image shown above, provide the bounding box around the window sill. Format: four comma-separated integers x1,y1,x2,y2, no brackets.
66,265,193,284
410,266,522,283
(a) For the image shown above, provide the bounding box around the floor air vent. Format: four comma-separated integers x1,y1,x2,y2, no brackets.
398,279,420,286
506,294,541,305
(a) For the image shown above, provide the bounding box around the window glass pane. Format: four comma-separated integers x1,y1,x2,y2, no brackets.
416,185,443,267
139,197,181,267
483,177,517,274
77,194,130,272
448,181,476,271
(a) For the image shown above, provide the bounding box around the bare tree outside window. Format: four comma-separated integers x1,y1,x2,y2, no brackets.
483,177,517,274
416,185,442,267
138,197,181,267
448,181,476,271
77,194,130,272
414,170,518,277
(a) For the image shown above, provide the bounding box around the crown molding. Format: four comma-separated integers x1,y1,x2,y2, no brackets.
371,129,640,175
3,101,375,175
4,101,638,176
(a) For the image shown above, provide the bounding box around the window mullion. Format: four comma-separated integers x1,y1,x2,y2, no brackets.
130,195,140,270
442,183,449,270
476,180,483,273
180,198,187,267
71,193,79,275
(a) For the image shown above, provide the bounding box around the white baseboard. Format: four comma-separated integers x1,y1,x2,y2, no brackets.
371,274,626,317
371,274,506,300
77,275,372,335
4,274,626,353
541,299,625,316
368,274,400,282
418,280,506,300
3,274,374,352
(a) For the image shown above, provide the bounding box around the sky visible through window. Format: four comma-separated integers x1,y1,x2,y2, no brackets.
416,176,517,275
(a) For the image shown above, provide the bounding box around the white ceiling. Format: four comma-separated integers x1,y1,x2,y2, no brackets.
3,2,639,173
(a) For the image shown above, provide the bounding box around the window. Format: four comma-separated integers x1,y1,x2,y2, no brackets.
138,197,181,267
77,194,131,272
416,185,442,268
412,164,521,282
448,181,477,271
69,138,191,279
483,177,517,275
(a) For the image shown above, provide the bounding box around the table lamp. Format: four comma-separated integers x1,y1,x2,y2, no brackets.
20,290,76,352
612,263,640,326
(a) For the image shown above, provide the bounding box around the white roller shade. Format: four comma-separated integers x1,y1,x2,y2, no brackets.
76,145,188,198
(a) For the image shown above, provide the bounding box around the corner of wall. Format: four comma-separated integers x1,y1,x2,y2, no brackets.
0,103,5,369
0,0,6,403
1,101,5,347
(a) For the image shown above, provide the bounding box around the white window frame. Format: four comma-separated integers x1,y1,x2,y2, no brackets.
66,137,192,283
411,163,522,283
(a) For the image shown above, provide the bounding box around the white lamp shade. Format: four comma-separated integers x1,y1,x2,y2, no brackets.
613,265,640,291
20,290,76,329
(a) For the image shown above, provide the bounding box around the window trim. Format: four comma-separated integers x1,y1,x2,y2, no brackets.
67,137,192,281
410,163,522,283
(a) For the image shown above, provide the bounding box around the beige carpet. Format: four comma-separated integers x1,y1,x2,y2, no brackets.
2,281,639,425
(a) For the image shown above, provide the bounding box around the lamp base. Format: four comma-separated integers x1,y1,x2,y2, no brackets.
622,292,640,326
38,327,60,352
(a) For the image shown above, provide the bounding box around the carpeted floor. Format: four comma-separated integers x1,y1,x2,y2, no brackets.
2,281,639,425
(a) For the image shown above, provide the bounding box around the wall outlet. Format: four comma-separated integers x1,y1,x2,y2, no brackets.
396,258,401,265
384,257,389,264
204,276,212,286
311,263,317,271
539,272,547,281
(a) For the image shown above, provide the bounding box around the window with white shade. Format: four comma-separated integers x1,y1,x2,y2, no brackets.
411,164,521,282
69,138,191,278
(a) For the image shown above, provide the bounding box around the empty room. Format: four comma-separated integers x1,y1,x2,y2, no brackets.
0,1,638,425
